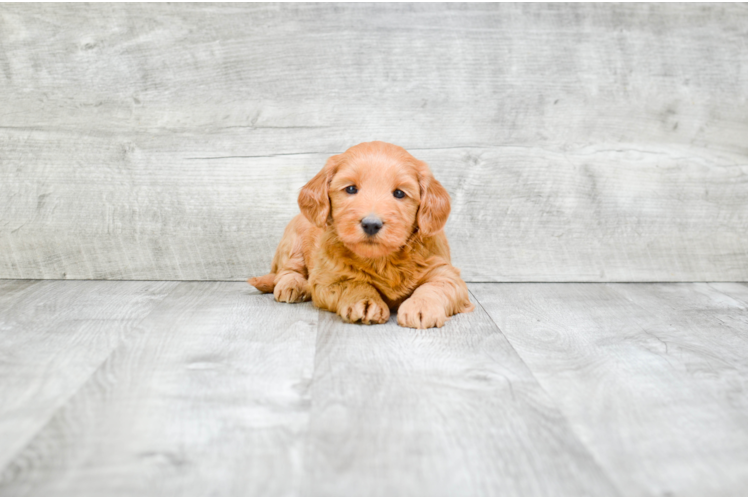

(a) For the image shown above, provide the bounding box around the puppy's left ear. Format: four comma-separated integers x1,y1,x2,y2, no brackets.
298,154,342,227
416,162,451,237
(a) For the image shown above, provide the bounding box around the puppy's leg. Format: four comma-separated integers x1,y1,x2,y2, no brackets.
248,215,311,303
397,264,474,329
273,271,311,303
312,280,390,325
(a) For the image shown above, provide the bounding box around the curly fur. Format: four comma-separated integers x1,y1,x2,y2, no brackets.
248,141,474,329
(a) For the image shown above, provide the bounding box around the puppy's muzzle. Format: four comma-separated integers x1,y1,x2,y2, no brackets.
361,216,383,236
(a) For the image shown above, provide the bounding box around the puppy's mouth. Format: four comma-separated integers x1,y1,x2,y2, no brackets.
334,219,402,258
342,236,396,259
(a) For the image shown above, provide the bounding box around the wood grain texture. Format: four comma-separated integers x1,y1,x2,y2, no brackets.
1,3,747,281
3,279,747,494
301,296,616,496
471,282,748,495
707,282,748,309
0,282,318,495
0,280,177,473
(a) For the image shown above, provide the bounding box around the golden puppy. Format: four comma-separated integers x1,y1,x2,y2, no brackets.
248,141,473,329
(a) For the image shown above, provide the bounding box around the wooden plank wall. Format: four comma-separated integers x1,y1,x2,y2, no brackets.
1,3,746,281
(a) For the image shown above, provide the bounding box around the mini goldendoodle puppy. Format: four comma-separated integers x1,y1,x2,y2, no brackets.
248,141,473,329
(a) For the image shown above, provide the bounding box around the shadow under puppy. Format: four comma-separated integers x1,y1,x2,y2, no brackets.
248,141,474,329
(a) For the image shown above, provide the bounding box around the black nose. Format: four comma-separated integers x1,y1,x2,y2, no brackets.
361,217,383,236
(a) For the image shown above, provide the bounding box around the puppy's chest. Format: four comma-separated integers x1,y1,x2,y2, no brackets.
365,265,419,300
313,239,431,303
358,255,433,305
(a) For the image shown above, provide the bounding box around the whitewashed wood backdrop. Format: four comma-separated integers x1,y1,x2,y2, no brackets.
1,3,746,281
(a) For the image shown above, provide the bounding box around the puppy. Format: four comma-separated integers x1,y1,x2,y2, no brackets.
248,141,474,329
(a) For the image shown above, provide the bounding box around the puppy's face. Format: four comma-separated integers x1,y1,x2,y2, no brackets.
299,141,451,259
328,152,421,258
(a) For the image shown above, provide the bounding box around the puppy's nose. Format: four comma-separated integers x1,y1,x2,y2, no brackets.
361,216,383,236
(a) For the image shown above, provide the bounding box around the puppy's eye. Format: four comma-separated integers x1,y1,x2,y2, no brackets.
393,189,405,199
345,186,358,194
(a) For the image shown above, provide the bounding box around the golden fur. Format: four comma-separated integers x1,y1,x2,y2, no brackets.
248,141,474,329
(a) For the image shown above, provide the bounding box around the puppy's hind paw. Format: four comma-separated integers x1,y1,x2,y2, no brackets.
273,274,311,303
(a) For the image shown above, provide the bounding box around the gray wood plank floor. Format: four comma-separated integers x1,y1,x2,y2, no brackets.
1,280,747,495
470,282,748,496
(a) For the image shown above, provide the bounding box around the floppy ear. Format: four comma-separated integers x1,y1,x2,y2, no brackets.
417,163,451,237
298,154,341,227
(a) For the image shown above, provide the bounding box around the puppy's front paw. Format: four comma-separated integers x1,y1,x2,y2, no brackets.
274,274,311,303
339,297,390,325
397,297,448,329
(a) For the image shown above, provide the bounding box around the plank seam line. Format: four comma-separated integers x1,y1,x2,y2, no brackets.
184,152,339,160
705,282,748,306
297,308,324,495
0,343,121,479
611,282,748,355
467,287,623,495
0,282,181,481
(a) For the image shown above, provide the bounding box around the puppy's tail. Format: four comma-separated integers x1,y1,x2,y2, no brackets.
460,301,476,313
247,273,276,293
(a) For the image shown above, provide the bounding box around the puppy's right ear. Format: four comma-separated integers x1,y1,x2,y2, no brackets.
298,154,342,227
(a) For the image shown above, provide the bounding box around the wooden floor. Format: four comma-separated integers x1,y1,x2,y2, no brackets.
0,280,746,495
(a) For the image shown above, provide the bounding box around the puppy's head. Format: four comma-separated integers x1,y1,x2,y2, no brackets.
298,141,450,259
